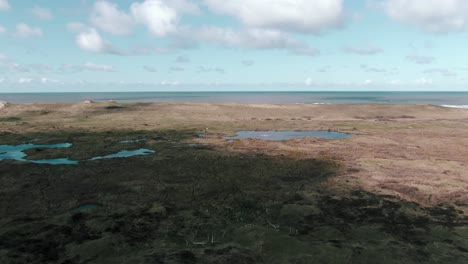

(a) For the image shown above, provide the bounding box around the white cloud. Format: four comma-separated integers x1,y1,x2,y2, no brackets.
0,26,6,35
91,1,133,35
406,54,435,64
190,26,318,56
193,27,290,49
40,77,61,84
204,0,344,33
160,80,180,86
31,7,53,20
18,77,33,84
131,0,179,37
0,0,10,11
76,28,120,54
413,78,433,85
381,0,468,33
166,0,200,15
83,62,117,72
305,77,314,86
344,43,382,55
16,23,43,38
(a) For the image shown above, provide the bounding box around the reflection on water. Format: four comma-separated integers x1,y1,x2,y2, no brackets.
31,158,79,165
89,149,156,160
0,143,76,165
0,143,156,165
76,204,99,211
224,130,352,141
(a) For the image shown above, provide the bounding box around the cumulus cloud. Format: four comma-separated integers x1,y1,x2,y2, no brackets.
204,0,344,33
76,28,121,54
89,0,199,37
344,43,382,55
186,26,319,56
406,54,435,64
381,0,468,33
131,0,179,37
193,27,293,49
0,26,6,35
0,0,10,11
16,23,43,38
91,1,133,35
305,77,315,86
31,7,53,20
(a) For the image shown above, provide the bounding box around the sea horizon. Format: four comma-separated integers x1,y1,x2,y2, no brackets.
1,91,468,107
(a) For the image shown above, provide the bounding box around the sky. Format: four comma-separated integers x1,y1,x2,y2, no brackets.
1,0,468,92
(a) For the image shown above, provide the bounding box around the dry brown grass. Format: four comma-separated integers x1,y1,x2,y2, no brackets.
1,102,468,213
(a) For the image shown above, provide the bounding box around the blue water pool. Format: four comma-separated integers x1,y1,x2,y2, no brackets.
90,149,156,160
224,130,352,141
76,204,99,211
120,139,147,144
0,143,77,165
0,143,156,165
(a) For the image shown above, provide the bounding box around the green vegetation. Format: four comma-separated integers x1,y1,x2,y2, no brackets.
0,130,467,263
0,117,21,122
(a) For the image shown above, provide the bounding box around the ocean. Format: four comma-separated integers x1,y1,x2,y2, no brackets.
1,92,468,108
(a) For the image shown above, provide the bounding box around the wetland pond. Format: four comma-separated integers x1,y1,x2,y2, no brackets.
224,130,352,141
0,142,155,165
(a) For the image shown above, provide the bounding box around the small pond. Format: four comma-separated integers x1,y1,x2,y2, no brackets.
90,149,156,160
120,139,147,144
76,204,99,211
224,130,352,141
0,143,77,165
0,143,156,165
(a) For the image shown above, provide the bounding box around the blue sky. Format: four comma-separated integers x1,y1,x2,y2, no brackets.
1,0,468,92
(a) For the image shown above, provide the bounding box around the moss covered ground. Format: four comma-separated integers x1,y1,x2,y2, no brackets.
0,130,467,263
